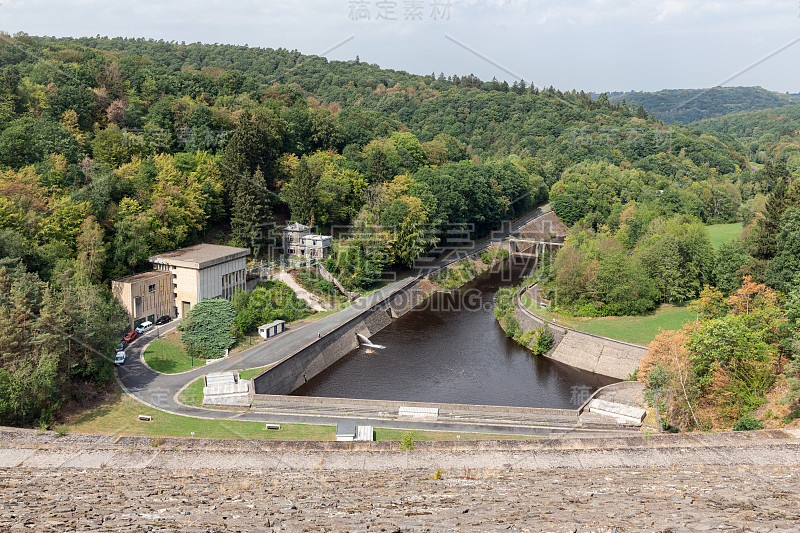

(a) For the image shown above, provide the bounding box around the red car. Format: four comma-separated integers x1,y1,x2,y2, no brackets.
122,330,138,342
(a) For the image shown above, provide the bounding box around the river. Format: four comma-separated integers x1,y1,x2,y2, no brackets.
293,258,616,408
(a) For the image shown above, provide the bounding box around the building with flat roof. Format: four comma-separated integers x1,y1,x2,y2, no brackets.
111,270,173,330
149,244,250,319
113,244,250,326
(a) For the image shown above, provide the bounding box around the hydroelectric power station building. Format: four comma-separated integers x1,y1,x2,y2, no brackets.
112,243,249,329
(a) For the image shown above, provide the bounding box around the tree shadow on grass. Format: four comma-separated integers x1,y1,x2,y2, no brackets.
143,340,201,373
65,384,127,427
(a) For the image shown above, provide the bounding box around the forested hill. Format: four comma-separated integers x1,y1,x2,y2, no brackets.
610,87,800,124
0,33,773,426
692,104,800,169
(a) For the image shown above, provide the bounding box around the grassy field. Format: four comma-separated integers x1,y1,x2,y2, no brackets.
143,329,207,373
521,295,694,346
66,384,532,442
707,222,744,249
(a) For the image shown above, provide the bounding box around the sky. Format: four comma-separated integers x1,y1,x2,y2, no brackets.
1,0,799,93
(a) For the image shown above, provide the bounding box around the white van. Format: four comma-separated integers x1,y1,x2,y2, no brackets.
114,351,126,365
135,321,153,334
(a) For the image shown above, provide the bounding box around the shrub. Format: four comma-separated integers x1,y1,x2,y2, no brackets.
54,424,70,438
576,302,603,317
733,415,763,431
530,326,554,355
180,298,237,358
518,330,534,346
400,432,416,450
503,315,521,338
493,287,516,319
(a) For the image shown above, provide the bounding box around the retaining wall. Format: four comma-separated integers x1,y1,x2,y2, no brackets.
251,393,576,422
517,286,647,380
252,277,431,395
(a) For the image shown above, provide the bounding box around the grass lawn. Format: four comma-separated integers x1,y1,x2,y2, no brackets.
67,384,534,441
521,294,694,346
239,365,273,381
177,378,205,407
707,222,744,250
143,329,206,374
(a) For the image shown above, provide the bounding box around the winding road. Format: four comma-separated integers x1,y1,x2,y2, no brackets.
113,205,623,437
116,277,413,419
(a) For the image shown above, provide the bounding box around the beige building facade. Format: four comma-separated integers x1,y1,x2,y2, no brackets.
150,244,250,320
111,270,174,330
113,244,250,326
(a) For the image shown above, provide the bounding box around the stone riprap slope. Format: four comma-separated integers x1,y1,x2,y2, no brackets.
4,465,800,532
2,428,800,531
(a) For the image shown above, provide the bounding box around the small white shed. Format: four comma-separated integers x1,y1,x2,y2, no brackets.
258,320,286,339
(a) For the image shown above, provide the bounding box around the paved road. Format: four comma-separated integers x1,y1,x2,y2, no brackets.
114,205,597,436
117,276,414,413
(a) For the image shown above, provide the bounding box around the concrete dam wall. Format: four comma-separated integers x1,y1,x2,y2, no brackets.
252,277,431,395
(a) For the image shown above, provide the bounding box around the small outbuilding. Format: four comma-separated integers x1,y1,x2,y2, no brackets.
336,420,357,442
336,420,374,442
258,320,286,339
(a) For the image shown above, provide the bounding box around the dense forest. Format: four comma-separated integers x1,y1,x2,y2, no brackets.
0,32,797,429
611,87,800,124
694,104,800,170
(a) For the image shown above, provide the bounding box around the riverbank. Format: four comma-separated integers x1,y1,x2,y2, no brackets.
520,291,694,346
495,284,647,380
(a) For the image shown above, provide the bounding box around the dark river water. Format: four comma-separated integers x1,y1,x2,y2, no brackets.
293,258,616,408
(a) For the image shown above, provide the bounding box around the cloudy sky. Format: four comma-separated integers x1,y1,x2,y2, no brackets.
1,0,799,93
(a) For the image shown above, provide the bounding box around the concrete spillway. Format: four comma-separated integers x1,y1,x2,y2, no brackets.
356,333,386,349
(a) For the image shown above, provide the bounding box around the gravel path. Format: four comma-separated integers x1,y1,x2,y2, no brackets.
275,270,327,312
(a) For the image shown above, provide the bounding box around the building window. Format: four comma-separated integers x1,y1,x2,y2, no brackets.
148,284,156,293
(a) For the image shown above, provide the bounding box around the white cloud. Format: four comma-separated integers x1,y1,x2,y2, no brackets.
0,0,797,91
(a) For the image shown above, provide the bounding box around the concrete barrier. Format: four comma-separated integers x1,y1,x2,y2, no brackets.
516,285,648,380
251,392,579,426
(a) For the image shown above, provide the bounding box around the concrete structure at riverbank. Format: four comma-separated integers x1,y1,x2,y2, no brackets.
3,426,800,531
515,286,647,380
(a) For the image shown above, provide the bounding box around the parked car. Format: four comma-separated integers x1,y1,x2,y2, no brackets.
115,341,127,352
114,351,126,365
122,330,137,342
135,321,153,334
155,315,172,325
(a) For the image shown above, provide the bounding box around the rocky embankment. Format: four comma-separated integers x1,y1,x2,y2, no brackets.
2,427,800,531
